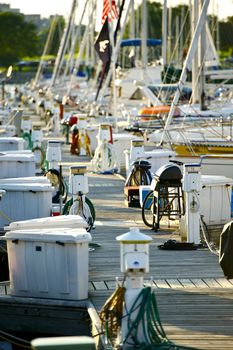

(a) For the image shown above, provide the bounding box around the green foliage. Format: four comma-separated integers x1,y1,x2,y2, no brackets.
0,12,40,66
124,1,233,65
38,16,65,56
219,19,233,52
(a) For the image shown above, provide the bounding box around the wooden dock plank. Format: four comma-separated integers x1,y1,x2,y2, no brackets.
105,281,117,290
92,281,107,291
215,278,233,288
153,279,170,289
178,278,196,288
1,144,232,349
166,278,183,289
203,278,221,288
190,278,209,288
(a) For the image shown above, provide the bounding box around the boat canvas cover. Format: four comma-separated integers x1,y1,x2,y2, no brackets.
219,221,233,279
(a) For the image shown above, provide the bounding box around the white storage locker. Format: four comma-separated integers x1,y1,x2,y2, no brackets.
0,137,25,151
5,228,92,300
0,153,36,178
113,133,136,167
5,214,88,231
0,183,53,228
199,175,233,225
144,149,176,175
0,176,50,184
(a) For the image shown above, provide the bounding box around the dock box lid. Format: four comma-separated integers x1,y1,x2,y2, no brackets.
5,215,88,231
4,228,92,243
201,175,233,187
0,183,53,191
0,176,50,184
0,137,24,144
144,149,176,158
113,133,136,141
0,153,35,161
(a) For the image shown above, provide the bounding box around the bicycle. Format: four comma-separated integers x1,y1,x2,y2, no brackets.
142,160,185,231
62,191,95,232
142,187,181,231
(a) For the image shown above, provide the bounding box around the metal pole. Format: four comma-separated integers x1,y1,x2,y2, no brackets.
192,0,199,103
50,0,77,88
199,0,206,110
63,0,88,79
33,15,58,89
99,0,132,102
141,0,147,80
160,0,210,145
162,0,167,66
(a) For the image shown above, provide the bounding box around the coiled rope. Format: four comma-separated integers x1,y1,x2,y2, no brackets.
99,286,199,350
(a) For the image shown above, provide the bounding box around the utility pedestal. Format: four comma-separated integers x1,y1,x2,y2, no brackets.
69,166,89,196
32,126,44,172
125,139,144,177
21,115,32,149
182,163,202,244
116,228,152,348
76,115,89,156
46,140,62,170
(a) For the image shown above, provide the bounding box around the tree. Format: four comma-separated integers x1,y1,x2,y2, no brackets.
38,15,65,56
219,16,233,52
0,12,40,66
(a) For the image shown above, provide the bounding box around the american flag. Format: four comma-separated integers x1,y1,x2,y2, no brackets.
102,0,118,24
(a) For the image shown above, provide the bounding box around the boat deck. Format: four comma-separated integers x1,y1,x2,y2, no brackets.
1,144,233,349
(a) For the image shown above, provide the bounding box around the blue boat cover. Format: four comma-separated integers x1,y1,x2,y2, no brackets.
120,38,162,47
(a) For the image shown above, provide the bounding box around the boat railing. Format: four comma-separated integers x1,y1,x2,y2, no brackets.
0,280,10,295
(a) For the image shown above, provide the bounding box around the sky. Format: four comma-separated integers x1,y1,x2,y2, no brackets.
5,0,233,21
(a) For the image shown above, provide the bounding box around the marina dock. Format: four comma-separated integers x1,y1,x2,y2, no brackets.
0,142,233,350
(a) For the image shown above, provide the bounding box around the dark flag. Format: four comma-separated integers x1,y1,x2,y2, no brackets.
94,18,111,64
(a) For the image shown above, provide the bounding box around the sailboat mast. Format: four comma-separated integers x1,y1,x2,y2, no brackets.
199,0,207,110
192,0,199,103
63,0,88,79
141,0,148,80
160,0,210,145
50,0,77,88
32,15,58,89
162,0,167,66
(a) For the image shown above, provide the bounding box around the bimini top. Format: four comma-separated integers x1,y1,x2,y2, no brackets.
120,38,162,47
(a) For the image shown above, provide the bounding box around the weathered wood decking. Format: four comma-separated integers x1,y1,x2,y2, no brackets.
0,144,233,349
79,150,233,350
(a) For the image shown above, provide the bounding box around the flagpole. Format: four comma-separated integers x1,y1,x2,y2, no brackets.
109,0,118,130
99,0,132,102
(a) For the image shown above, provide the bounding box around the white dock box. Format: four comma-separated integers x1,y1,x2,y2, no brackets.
144,149,176,175
0,153,36,178
0,137,25,151
5,215,88,231
200,175,233,225
113,133,136,167
0,183,53,229
5,228,92,300
0,176,50,184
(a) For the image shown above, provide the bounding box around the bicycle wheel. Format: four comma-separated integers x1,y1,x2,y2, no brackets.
62,196,95,223
85,196,96,222
142,190,158,229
